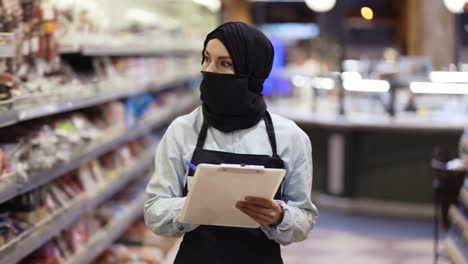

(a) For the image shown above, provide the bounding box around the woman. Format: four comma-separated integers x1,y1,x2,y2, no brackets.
144,22,318,264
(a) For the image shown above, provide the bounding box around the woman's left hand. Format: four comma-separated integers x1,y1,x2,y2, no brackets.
236,197,283,226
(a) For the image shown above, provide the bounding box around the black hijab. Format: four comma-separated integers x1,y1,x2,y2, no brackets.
200,22,274,132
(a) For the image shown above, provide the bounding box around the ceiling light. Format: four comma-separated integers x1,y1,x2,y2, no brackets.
410,82,468,94
443,0,466,13
361,7,374,20
430,71,468,83
312,77,335,90
304,0,336,13
343,80,390,93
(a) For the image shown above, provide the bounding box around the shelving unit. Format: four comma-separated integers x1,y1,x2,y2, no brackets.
0,140,156,264
60,44,199,57
0,72,199,128
0,96,198,206
0,199,85,264
68,192,147,264
0,68,200,263
0,173,18,204
0,2,206,263
0,111,17,128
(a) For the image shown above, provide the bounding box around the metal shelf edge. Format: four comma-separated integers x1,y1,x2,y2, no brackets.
81,46,198,57
6,74,198,126
3,99,194,206
0,200,84,264
0,110,17,128
17,109,172,197
69,192,147,264
0,158,151,263
0,174,19,204
86,147,155,209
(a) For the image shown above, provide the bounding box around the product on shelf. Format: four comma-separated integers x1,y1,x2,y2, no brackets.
0,0,64,105
20,174,150,264
0,112,104,179
55,0,200,54
0,136,147,250
0,0,199,114
94,219,178,264
20,213,97,264
20,241,62,264
0,73,15,101
78,139,146,194
0,86,195,184
0,147,9,175
119,220,178,254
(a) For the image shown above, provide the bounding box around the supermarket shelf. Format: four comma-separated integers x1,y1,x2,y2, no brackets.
0,110,16,128
0,97,198,205
4,72,198,125
0,173,18,204
17,90,123,122
69,192,147,264
0,147,154,264
0,200,84,264
18,108,172,195
150,73,200,94
86,146,155,210
80,46,199,57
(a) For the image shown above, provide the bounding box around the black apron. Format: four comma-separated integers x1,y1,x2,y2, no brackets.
174,111,285,264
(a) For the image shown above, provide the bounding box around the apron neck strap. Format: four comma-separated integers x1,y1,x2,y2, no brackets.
196,118,210,149
197,111,279,158
263,111,279,158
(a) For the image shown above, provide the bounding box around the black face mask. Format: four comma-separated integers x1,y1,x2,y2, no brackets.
200,71,267,133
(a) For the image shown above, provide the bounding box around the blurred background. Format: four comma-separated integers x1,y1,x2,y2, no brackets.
0,0,467,264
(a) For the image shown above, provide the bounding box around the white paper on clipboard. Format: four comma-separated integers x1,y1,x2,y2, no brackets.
179,163,286,228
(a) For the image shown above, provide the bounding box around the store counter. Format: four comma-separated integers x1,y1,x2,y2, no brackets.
269,101,465,216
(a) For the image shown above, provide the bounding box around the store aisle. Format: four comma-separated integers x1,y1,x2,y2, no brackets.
282,209,434,264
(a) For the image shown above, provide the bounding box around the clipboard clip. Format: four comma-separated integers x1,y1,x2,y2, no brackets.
220,163,265,171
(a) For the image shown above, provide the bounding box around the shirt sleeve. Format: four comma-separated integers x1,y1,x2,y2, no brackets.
260,129,319,245
144,121,199,237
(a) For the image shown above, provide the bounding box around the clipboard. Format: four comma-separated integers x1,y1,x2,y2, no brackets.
179,163,286,228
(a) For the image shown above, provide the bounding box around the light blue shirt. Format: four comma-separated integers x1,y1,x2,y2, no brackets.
144,106,318,246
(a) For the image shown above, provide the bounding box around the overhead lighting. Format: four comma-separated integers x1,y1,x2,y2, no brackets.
341,71,362,81
304,0,336,13
361,6,374,20
192,0,221,12
430,71,468,83
410,82,468,94
343,79,390,93
312,77,335,90
443,0,466,14
342,60,361,72
292,75,310,88
260,23,320,41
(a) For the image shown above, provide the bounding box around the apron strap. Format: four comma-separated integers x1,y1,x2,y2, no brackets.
263,111,279,158
197,111,279,158
196,117,210,149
